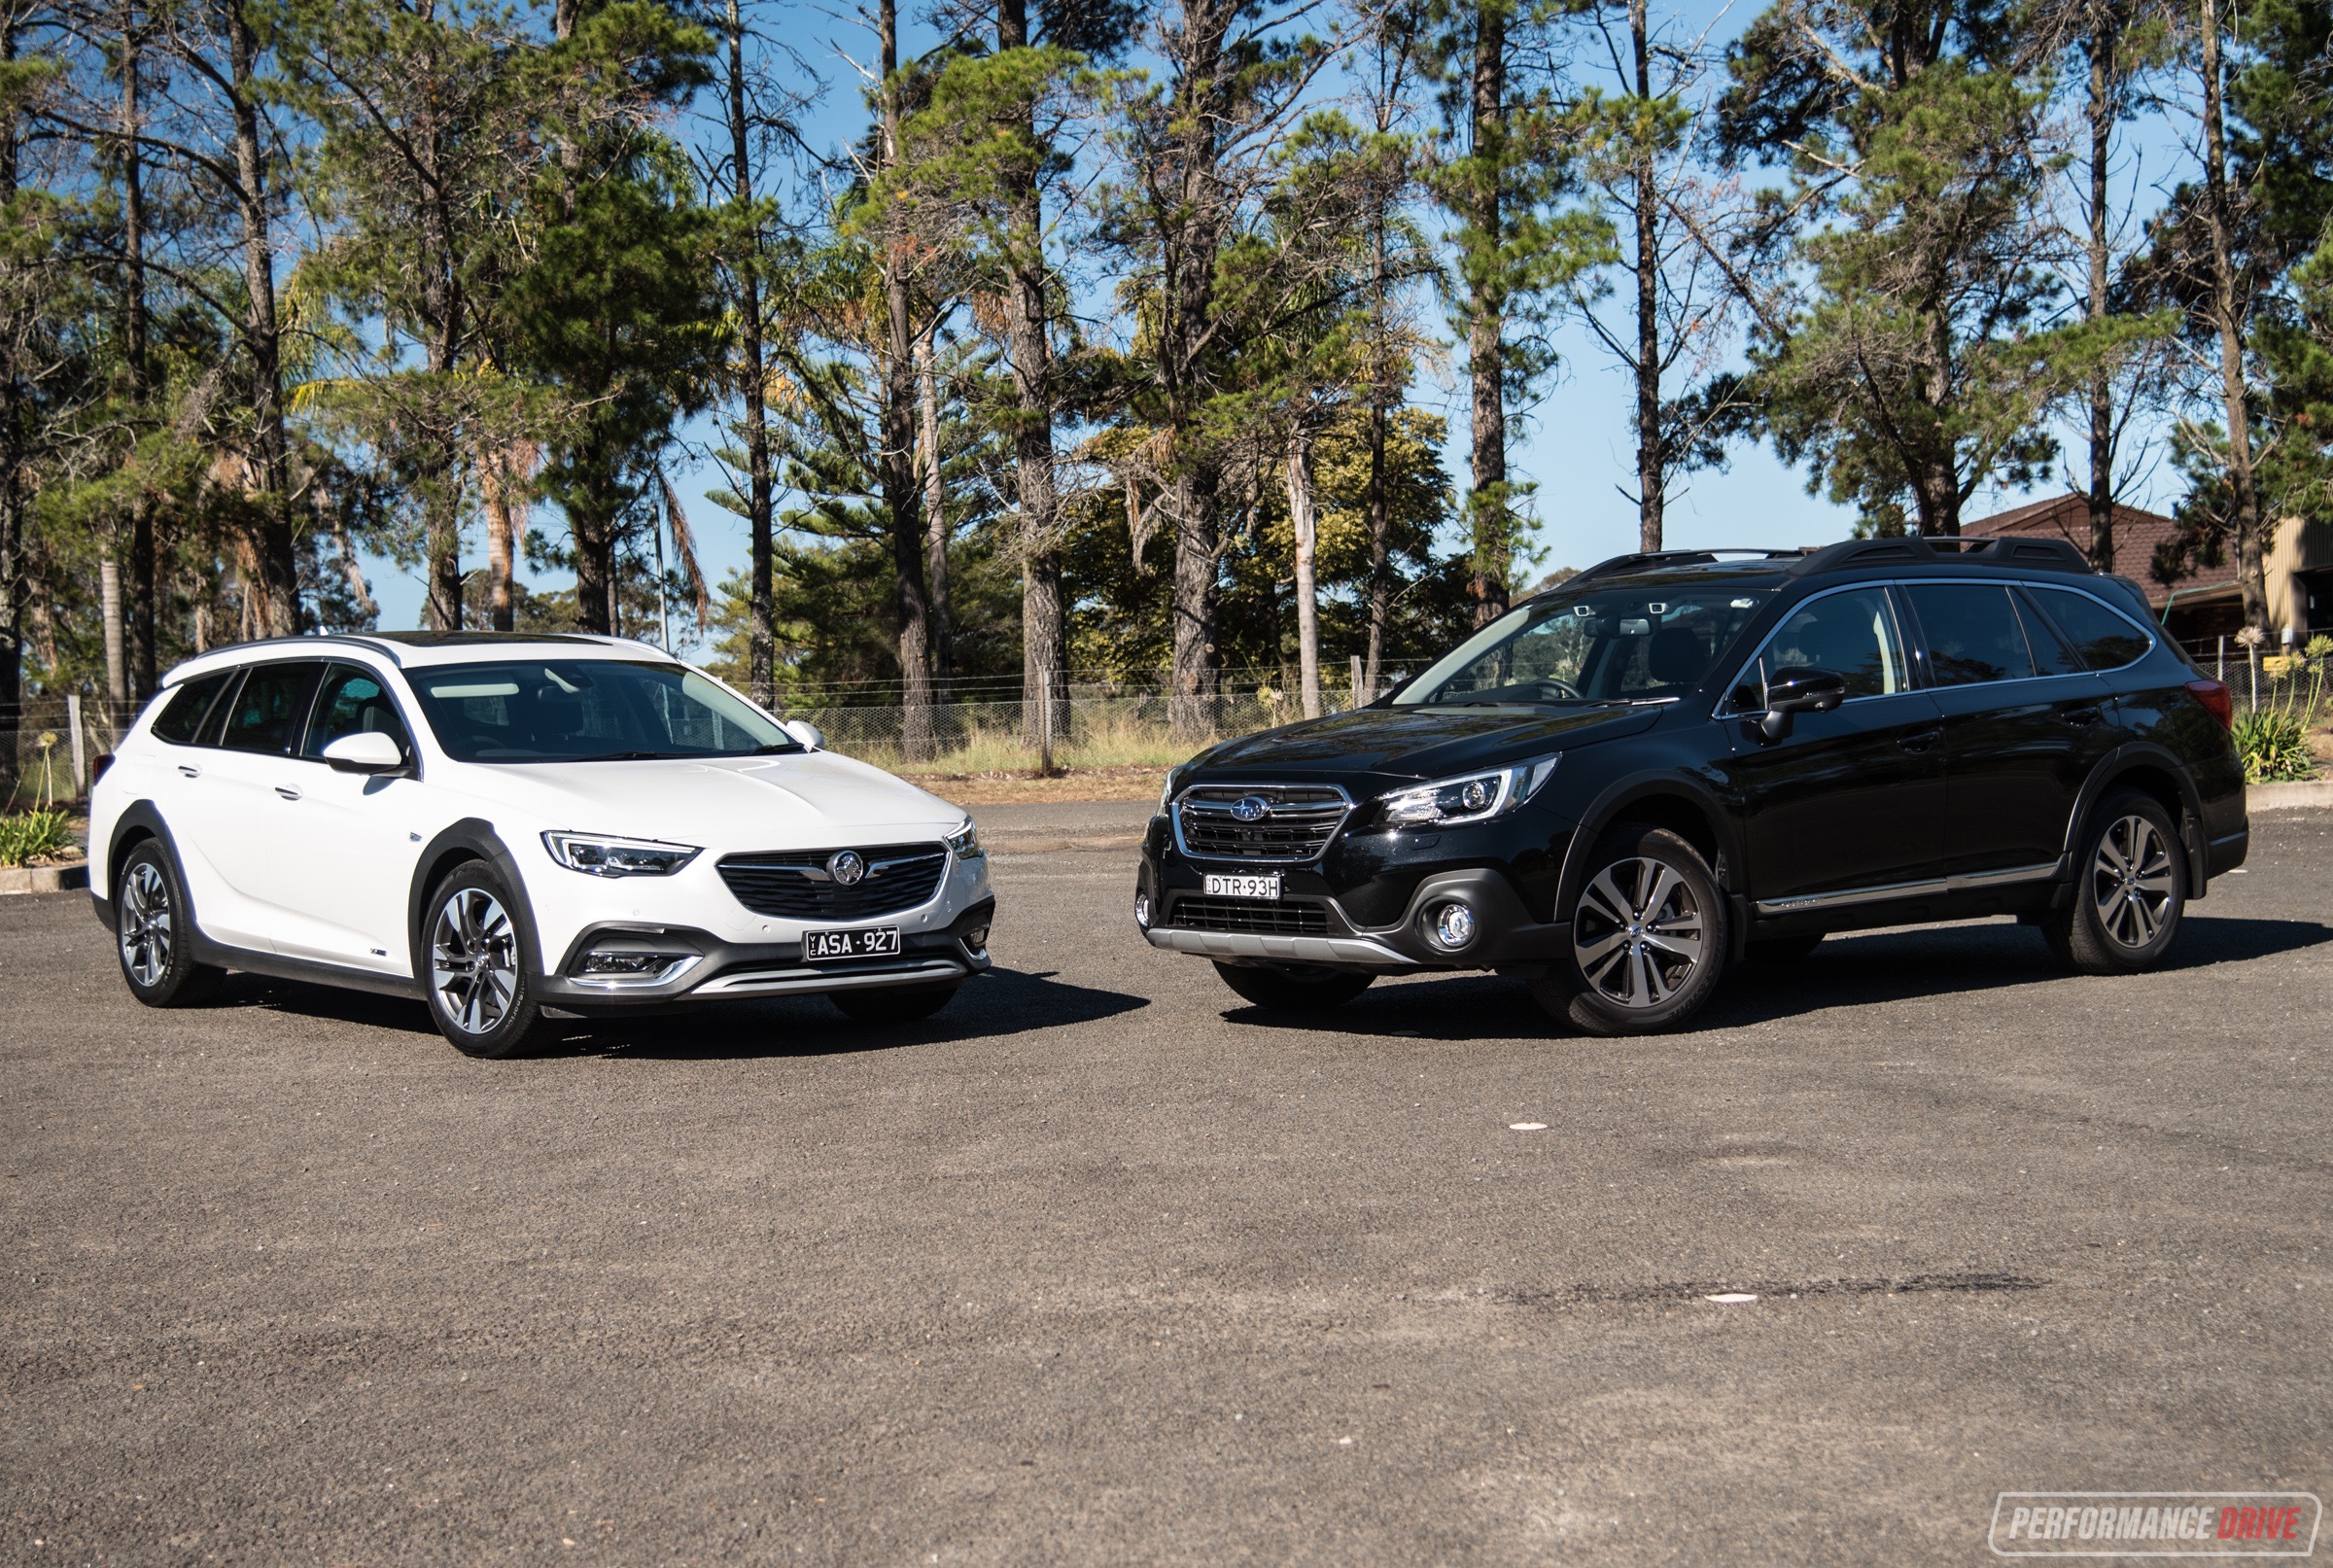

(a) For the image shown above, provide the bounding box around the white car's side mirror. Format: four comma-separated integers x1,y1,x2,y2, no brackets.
782,718,825,751
323,731,407,774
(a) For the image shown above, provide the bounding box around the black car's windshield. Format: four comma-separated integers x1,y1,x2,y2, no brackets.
1394,583,1775,707
408,659,798,763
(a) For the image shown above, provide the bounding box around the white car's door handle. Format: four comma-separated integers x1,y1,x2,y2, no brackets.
275,784,301,801
178,764,199,778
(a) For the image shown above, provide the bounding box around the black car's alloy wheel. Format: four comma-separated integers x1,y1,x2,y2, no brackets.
1536,822,1726,1035
423,862,546,1057
113,842,224,1007
2044,789,2185,974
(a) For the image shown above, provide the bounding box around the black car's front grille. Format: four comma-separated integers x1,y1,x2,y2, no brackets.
1174,784,1351,862
716,843,948,920
1168,897,1332,936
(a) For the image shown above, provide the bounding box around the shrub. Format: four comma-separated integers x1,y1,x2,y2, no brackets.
0,809,75,867
2233,710,2317,784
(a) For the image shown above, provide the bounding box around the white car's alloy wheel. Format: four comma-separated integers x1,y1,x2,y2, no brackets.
120,860,173,988
432,887,520,1036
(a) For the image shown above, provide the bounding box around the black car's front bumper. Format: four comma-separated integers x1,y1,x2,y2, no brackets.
1136,815,1576,972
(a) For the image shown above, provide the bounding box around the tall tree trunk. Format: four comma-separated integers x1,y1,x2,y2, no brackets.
101,557,127,703
918,319,952,680
0,17,21,747
571,474,616,637
226,0,300,639
1467,0,1509,625
2084,27,2115,572
2199,0,2269,633
482,452,516,630
997,0,1065,744
1364,161,1392,700
418,129,464,630
1629,0,1662,554
120,0,158,693
879,0,935,761
723,0,775,709
1165,0,1229,737
1286,426,1321,718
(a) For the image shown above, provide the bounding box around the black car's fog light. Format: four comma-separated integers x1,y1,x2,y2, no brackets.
1133,891,1152,930
1425,900,1478,952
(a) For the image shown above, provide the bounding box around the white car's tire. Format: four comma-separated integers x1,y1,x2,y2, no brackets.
421,862,547,1058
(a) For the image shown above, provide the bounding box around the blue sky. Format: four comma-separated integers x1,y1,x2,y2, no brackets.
360,0,2193,650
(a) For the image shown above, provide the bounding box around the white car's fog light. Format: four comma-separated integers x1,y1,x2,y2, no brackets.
963,925,991,957
573,951,699,987
1427,900,1478,951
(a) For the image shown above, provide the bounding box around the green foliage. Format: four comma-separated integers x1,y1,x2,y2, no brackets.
0,809,74,867
2233,709,2316,783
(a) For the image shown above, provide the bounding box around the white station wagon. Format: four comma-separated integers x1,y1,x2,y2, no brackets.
86,632,994,1056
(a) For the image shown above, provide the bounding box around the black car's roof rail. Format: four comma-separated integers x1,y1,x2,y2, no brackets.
1562,547,1807,590
1786,534,2095,577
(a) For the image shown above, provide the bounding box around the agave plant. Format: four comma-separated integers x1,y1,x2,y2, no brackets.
2233,710,2317,784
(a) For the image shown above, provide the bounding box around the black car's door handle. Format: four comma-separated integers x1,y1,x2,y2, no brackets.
1898,725,1942,754
2064,706,2104,726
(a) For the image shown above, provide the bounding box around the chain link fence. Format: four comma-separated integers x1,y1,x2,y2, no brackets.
0,697,143,808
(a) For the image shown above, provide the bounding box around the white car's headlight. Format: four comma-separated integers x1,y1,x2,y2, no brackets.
541,831,702,877
945,819,983,858
1378,755,1560,827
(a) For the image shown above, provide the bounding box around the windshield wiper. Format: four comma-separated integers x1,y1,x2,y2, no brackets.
571,749,679,762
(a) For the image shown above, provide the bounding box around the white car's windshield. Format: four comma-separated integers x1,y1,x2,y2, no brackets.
409,660,798,763
1395,583,1775,707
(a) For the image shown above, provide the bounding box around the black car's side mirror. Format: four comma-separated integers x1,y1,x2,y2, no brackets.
1758,667,1848,743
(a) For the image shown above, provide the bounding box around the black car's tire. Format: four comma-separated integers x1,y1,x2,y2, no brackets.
829,982,960,1023
1745,932,1824,966
420,861,546,1059
1212,961,1375,1012
1538,822,1727,1036
114,842,226,1007
2042,789,2186,974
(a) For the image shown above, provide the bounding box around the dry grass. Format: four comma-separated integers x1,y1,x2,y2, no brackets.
908,766,1169,806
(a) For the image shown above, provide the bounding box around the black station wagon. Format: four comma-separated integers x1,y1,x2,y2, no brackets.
1135,536,2248,1034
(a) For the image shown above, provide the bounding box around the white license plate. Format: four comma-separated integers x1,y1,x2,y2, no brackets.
804,926,903,960
1203,873,1282,900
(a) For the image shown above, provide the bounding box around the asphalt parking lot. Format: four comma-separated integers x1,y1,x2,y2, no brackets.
5,805,2330,1566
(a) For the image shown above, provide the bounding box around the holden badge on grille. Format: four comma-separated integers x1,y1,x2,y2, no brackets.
826,850,867,886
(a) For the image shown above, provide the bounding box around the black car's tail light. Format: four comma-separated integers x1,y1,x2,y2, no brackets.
2185,679,2234,730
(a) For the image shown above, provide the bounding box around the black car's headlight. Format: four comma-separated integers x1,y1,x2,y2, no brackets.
541,831,702,877
945,819,983,858
1378,755,1560,827
1158,765,1186,814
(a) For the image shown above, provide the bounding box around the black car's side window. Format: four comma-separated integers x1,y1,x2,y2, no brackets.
216,662,325,754
1904,583,2037,686
302,664,414,761
1729,587,1909,710
149,671,237,746
2031,586,2153,671
2011,588,2089,677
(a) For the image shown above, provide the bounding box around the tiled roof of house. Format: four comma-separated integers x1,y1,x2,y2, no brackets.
1962,493,2221,608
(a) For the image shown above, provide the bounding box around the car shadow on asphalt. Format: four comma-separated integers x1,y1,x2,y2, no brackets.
197,964,1149,1060
1216,914,2333,1040
547,965,1150,1061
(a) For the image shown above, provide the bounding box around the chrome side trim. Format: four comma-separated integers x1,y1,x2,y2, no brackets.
1754,859,2061,914
1143,925,1415,968
690,958,967,996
